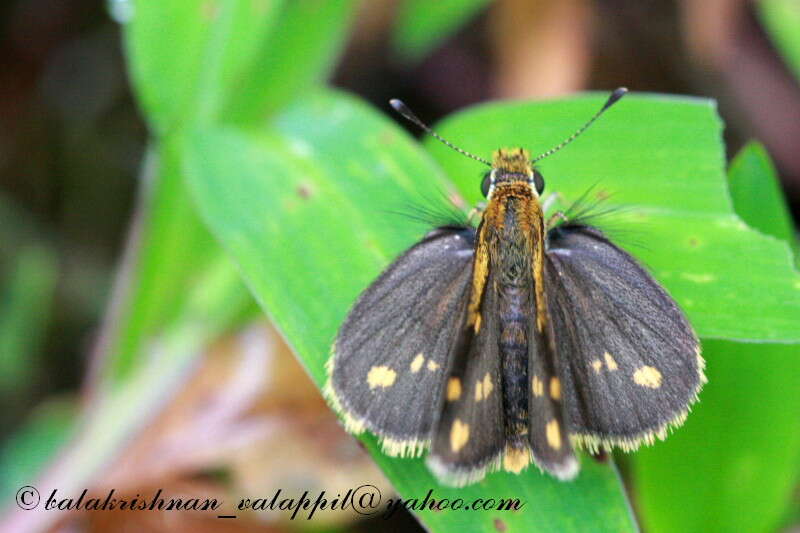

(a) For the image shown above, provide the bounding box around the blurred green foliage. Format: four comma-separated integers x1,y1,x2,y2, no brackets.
0,246,57,394
393,0,491,62
759,0,800,82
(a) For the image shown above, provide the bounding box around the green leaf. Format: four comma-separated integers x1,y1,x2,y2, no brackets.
759,0,800,81
184,89,636,532
223,0,357,123
632,141,800,533
728,141,798,259
393,0,491,63
98,141,226,381
425,93,800,342
633,339,800,533
124,0,286,132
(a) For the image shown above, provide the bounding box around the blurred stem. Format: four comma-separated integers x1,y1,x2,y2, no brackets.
489,0,592,98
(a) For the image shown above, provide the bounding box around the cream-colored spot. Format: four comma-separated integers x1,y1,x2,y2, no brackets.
502,447,530,473
604,352,618,371
681,272,715,283
427,360,440,371
367,366,397,389
450,419,470,452
483,373,493,398
410,353,425,373
633,365,663,388
550,377,561,400
447,377,462,401
591,359,603,373
475,372,494,401
474,313,482,333
532,375,544,397
546,419,562,450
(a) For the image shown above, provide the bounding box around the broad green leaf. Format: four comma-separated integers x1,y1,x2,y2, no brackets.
632,141,800,533
224,0,357,123
393,0,491,63
0,246,57,392
124,0,285,132
759,0,800,81
728,141,798,258
633,339,800,533
184,89,637,532
425,93,800,341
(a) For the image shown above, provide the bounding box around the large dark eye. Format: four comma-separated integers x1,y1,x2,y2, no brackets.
480,171,492,198
533,169,545,194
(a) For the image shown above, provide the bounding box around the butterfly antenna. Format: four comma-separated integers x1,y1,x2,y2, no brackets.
533,87,628,163
390,99,492,167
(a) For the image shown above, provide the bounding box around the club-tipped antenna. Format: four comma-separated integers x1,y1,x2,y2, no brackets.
390,99,492,167
532,87,628,163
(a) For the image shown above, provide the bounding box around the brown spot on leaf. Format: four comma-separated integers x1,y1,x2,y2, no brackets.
494,518,508,532
296,184,313,199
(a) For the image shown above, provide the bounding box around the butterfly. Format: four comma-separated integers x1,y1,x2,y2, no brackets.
324,88,706,486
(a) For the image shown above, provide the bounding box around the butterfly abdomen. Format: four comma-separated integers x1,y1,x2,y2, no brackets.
498,285,531,448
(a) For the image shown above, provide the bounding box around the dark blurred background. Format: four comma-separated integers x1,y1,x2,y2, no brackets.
1,0,799,531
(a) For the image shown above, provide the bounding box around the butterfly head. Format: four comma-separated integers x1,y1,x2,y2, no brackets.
481,148,544,199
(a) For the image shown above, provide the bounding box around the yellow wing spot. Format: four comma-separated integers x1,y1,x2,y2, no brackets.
633,365,663,388
483,373,493,398
546,419,562,450
447,377,462,401
367,366,397,389
591,359,603,373
604,352,618,371
450,419,470,452
474,313,482,333
475,372,494,402
410,353,425,373
532,375,544,397
550,377,561,400
427,360,440,371
502,447,530,473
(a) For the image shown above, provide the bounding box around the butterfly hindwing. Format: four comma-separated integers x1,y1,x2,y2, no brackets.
326,227,475,456
527,317,579,479
427,268,506,486
544,224,705,452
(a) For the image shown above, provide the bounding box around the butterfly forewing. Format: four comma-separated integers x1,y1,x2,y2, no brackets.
427,268,506,486
544,224,705,452
326,227,475,456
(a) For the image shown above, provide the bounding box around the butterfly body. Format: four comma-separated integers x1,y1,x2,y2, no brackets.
324,92,706,486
